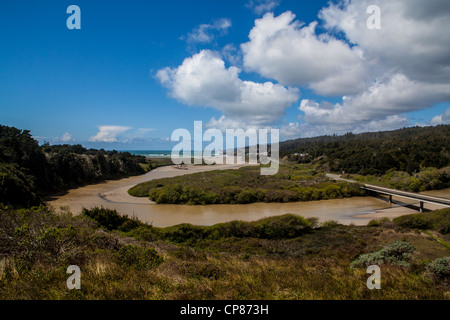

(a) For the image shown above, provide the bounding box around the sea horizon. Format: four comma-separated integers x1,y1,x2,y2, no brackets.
121,150,218,158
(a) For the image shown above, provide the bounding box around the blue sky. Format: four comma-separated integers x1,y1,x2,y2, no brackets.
1,0,449,150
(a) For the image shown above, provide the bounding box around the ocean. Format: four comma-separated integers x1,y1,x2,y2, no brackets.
121,150,172,158
121,150,215,158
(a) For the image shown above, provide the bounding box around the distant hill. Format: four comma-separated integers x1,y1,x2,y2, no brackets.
280,125,450,175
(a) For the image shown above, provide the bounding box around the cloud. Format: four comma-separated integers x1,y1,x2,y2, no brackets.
241,11,368,96
280,114,412,140
430,108,450,125
299,74,450,127
320,0,450,83
280,122,304,139
156,50,299,128
352,115,411,134
248,1,450,136
221,43,241,66
89,126,132,143
246,0,280,15
185,18,232,45
60,132,73,143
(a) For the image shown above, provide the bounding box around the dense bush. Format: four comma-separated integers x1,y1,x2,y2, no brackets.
82,207,129,231
81,206,147,233
427,257,450,281
163,224,208,243
160,214,316,242
351,241,416,268
254,215,317,239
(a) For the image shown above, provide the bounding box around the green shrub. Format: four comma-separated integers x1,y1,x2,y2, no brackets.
115,245,163,270
125,225,159,242
368,219,381,227
256,214,314,239
351,241,416,268
427,257,450,281
206,215,316,240
163,224,207,243
118,218,142,233
209,220,255,239
82,207,128,231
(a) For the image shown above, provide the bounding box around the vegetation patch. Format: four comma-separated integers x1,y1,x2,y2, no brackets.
129,163,365,204
426,257,450,283
351,241,417,268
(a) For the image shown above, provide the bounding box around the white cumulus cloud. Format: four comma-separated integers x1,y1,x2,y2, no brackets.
430,108,450,125
156,50,299,128
299,75,450,127
60,132,73,143
270,0,450,136
241,11,368,96
89,126,132,143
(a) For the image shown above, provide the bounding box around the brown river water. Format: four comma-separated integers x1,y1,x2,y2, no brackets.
46,164,450,227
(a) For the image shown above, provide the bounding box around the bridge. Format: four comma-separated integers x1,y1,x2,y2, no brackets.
362,184,450,212
326,174,450,212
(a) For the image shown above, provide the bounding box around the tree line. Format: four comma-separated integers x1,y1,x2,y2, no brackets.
280,125,450,175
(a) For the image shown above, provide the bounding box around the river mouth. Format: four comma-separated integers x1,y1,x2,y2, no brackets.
46,164,450,227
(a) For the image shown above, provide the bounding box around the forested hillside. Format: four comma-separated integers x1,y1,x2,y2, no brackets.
0,125,153,207
281,125,450,175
